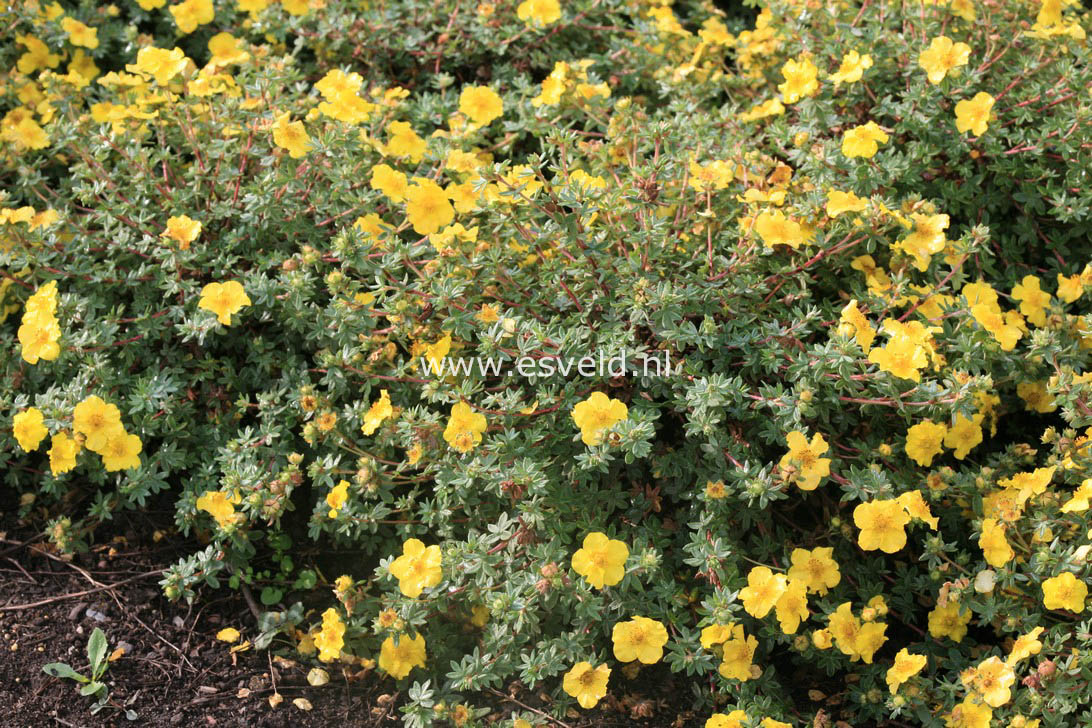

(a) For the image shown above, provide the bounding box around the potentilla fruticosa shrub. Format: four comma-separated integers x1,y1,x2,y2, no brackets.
3,0,1092,725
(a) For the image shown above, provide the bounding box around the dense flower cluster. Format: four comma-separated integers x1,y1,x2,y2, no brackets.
3,0,1091,725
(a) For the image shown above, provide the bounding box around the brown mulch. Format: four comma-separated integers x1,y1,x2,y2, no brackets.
0,505,706,728
0,527,399,727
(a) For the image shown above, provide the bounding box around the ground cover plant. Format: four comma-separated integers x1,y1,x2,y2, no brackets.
3,0,1092,725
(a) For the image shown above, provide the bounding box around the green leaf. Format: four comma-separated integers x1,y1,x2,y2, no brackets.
87,628,108,672
292,569,317,590
260,587,284,606
42,663,87,682
80,681,106,697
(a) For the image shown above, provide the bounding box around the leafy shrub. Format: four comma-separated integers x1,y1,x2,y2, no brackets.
4,0,1092,725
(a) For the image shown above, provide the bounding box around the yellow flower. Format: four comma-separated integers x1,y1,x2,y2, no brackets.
868,333,928,382
429,222,478,253
778,58,819,104
100,430,142,471
853,498,910,553
774,578,809,634
699,624,733,649
443,401,487,453
196,489,242,529
361,390,393,436
950,0,976,20
216,627,241,643
326,479,349,518
169,0,215,34
162,215,201,249
971,304,1024,351
517,0,561,26
898,490,938,529
16,34,61,74
718,624,758,680
18,316,62,364
315,608,346,663
944,413,984,459
905,420,947,466
827,602,861,654
754,210,805,249
126,46,188,86
1056,272,1083,304
22,280,59,322
838,300,876,350
688,159,734,192
886,648,927,693
1011,275,1052,327
788,547,840,595
856,622,888,664
571,531,629,589
706,711,749,728
5,117,51,151
206,32,249,69
1016,380,1055,413
841,122,889,159
570,392,628,446
1042,572,1087,612
459,86,504,126
919,36,972,84
389,538,443,598
18,281,62,365
282,0,314,15
48,431,81,475
955,92,995,136
826,189,868,217
928,600,972,642
740,566,787,618
611,616,668,663
979,518,1014,568
828,602,887,663
562,662,609,708
198,281,251,325
316,411,337,432
944,697,992,728
1006,626,1044,665
829,50,873,86
964,656,1015,707
812,628,833,649
896,213,950,271
315,69,375,123
13,407,48,452
405,179,455,236
424,334,452,375
73,395,124,453
370,164,409,203
477,304,500,324
385,121,427,162
1061,479,1092,513
738,98,785,122
271,112,311,158
60,18,99,49
779,430,831,490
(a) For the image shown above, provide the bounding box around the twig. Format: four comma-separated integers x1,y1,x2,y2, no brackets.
486,687,572,728
0,571,161,612
0,533,46,559
31,547,106,589
238,578,262,621
6,557,38,584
